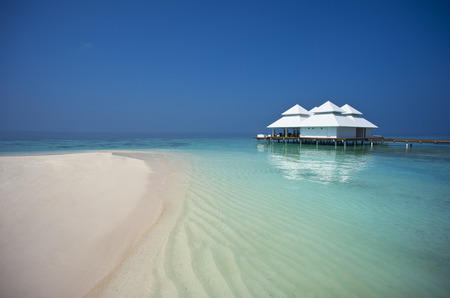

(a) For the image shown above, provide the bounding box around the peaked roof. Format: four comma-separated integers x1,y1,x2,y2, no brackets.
281,104,310,116
341,104,363,115
298,113,354,127
314,101,345,114
267,115,310,128
298,113,378,128
309,106,319,113
345,115,378,128
266,100,378,129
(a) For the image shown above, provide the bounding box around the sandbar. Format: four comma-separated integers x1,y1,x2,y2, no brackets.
0,151,185,298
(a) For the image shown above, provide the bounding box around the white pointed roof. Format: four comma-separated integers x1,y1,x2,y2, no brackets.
341,104,363,115
345,115,378,128
298,113,354,127
281,104,310,116
266,100,378,129
267,115,310,128
298,113,378,128
314,101,345,114
309,106,318,113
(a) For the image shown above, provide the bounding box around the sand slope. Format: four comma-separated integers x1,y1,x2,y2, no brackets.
0,152,171,298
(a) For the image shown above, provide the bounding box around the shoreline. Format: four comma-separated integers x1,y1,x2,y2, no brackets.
86,151,191,297
0,150,189,298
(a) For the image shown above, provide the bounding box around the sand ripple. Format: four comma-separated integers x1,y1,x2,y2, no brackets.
94,148,450,297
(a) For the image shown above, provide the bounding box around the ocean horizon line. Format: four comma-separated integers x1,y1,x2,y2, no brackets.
2,130,450,141
0,130,258,141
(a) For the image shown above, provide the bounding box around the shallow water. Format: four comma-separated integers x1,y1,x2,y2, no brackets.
2,135,450,297
161,142,450,297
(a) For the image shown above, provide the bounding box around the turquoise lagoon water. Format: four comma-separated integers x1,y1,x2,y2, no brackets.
1,135,450,297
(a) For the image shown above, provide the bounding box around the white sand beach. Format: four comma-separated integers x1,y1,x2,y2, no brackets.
0,151,185,298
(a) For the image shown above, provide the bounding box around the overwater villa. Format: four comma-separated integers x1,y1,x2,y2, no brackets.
266,101,378,139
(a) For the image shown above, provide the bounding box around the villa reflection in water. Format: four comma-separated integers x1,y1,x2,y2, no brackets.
258,142,373,184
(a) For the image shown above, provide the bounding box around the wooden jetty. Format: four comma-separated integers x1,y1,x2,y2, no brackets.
254,136,450,149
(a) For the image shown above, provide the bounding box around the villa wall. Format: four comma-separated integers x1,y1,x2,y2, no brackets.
336,127,356,138
298,127,372,138
301,127,337,138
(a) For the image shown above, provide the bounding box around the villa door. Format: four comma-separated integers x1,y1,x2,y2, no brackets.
356,128,366,137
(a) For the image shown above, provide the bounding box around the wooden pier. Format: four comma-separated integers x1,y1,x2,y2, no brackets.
254,136,450,149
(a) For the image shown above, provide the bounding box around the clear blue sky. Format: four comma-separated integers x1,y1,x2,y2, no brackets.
1,0,449,136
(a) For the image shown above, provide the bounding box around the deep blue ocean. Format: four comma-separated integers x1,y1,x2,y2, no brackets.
1,132,450,297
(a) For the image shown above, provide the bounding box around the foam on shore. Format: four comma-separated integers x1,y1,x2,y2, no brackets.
0,151,187,298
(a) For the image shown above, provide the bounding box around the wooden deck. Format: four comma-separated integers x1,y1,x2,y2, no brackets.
367,137,450,144
254,136,450,147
